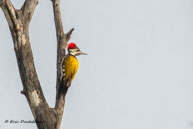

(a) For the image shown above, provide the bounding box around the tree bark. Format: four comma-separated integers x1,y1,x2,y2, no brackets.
0,0,73,128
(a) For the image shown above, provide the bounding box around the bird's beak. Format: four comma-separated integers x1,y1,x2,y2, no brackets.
79,51,87,55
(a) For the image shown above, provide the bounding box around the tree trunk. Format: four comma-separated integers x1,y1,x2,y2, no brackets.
0,0,73,128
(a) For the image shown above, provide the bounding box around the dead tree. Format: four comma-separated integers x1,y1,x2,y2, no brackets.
0,0,74,128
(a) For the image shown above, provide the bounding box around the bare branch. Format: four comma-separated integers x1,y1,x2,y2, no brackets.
51,0,74,128
66,28,74,41
21,0,38,23
20,90,25,95
51,0,66,127
0,0,19,28
0,0,4,6
52,0,65,43
52,0,66,86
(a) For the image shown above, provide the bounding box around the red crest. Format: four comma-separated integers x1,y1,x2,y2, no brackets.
68,42,76,49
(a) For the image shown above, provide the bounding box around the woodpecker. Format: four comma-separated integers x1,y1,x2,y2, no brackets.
60,42,87,87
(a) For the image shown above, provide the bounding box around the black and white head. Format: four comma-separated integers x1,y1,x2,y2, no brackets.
67,42,87,56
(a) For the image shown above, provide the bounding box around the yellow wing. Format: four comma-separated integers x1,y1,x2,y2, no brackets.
62,55,79,87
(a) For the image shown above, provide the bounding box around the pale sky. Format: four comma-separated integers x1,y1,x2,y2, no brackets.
1,0,193,129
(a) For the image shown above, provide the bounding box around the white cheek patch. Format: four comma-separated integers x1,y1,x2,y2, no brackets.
70,51,79,56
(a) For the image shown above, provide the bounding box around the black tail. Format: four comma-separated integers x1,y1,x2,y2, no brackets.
58,79,69,97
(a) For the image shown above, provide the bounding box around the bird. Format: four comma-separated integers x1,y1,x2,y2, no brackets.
60,42,87,88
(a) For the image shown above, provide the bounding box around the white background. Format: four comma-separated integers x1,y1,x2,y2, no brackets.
1,0,193,129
